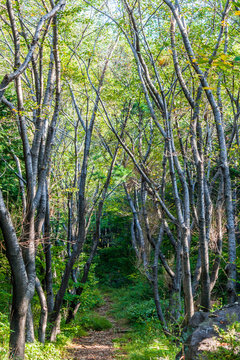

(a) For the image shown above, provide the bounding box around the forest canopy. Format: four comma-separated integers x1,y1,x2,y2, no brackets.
0,0,239,359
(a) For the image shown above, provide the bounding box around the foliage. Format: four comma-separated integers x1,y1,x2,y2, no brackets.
200,322,240,360
109,275,160,324
58,325,87,341
123,299,157,324
76,286,104,312
64,270,104,312
77,312,112,331
114,320,178,360
94,209,135,287
0,313,10,358
0,313,65,360
0,254,11,313
25,342,63,360
107,277,178,359
0,92,23,204
0,0,240,358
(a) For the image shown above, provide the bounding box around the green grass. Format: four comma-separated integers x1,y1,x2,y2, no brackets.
109,278,159,323
0,339,66,360
114,320,178,360
77,311,113,331
105,279,179,360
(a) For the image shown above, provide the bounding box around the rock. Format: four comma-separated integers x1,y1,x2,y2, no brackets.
189,311,209,328
176,302,240,360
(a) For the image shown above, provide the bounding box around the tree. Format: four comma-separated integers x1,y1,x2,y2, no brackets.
0,0,65,357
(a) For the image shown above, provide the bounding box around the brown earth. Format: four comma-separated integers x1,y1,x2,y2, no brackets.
65,298,130,360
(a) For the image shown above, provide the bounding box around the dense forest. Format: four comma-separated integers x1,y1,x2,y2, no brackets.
0,0,239,359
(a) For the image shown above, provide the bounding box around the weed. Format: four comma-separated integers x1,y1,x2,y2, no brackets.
77,312,113,331
114,319,178,360
200,321,240,360
108,280,179,360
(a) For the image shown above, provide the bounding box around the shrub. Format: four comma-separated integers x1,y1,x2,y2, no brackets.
78,312,112,331
124,299,157,323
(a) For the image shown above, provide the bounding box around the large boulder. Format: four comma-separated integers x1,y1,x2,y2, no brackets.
176,302,240,359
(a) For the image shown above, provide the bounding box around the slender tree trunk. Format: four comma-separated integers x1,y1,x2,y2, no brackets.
210,176,224,291
198,159,210,311
163,0,237,302
44,186,54,314
25,305,35,343
169,240,182,320
36,277,48,344
192,248,201,296
181,227,194,321
152,225,167,327
50,314,61,342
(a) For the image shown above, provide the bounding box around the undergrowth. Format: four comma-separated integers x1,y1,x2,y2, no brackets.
0,312,79,360
77,312,112,331
114,320,178,360
106,277,179,360
0,287,105,360
109,276,159,323
200,322,240,360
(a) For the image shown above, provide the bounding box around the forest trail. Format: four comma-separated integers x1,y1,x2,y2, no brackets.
65,297,129,360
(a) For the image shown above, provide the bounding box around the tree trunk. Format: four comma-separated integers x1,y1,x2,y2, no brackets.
25,305,35,343
44,187,54,314
65,239,98,323
36,277,48,344
9,291,28,360
197,157,210,311
169,240,182,320
152,225,166,327
181,227,194,322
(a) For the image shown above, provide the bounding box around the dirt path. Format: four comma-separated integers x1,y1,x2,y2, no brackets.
65,298,129,360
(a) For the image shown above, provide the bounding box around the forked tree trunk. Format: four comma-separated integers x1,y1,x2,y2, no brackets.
48,43,116,341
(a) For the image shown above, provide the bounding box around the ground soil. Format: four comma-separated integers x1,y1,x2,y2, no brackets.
65,298,129,360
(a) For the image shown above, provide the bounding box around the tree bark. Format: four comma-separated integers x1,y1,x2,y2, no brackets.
25,305,35,343
35,277,48,344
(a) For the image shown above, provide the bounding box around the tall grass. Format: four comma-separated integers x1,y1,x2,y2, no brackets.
107,278,179,360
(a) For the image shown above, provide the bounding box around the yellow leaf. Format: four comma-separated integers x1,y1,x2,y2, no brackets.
203,87,215,90
221,20,228,26
220,54,227,60
234,11,240,15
